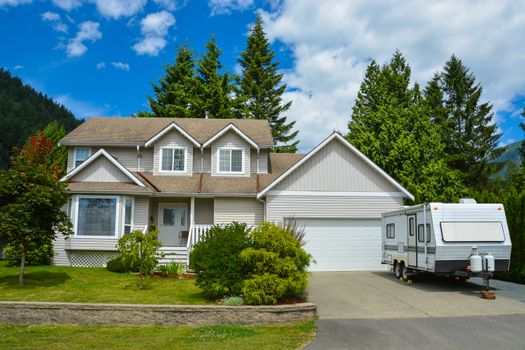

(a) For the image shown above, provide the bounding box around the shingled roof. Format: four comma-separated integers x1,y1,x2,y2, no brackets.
132,153,304,195
60,117,274,148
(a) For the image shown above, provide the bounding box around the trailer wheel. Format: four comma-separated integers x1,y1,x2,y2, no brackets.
394,262,402,278
402,264,409,281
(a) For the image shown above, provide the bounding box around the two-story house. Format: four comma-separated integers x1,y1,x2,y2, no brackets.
56,117,413,271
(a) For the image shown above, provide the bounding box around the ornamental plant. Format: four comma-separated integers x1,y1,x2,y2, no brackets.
240,222,311,305
117,229,163,289
189,222,251,299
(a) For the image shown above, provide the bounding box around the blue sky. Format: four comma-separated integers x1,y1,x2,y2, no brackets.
0,0,524,152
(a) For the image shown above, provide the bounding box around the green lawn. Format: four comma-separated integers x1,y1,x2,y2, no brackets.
0,261,211,304
0,320,316,350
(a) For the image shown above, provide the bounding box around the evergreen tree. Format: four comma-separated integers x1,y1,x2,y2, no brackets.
237,16,298,153
347,51,466,203
431,55,502,188
520,107,525,163
0,68,79,168
141,46,199,118
195,36,234,119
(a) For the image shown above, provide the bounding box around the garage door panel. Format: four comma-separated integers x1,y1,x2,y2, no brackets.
298,218,383,272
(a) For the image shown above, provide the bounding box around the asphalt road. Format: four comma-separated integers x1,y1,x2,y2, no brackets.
305,272,525,350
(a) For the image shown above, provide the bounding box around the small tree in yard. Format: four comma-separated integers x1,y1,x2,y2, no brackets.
240,222,311,305
0,131,72,286
117,230,162,289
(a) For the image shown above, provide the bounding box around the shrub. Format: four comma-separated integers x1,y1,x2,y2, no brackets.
241,222,311,305
117,229,163,289
3,241,54,266
189,222,251,299
157,261,185,275
223,296,244,306
106,256,131,273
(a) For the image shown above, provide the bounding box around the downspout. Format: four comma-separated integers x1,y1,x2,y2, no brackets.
200,146,204,173
256,174,267,222
136,145,141,171
256,148,260,174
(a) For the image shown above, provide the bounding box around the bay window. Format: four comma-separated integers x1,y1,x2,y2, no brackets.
123,197,134,234
218,148,243,173
76,196,118,237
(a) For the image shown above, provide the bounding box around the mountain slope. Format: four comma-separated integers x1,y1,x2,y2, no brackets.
0,68,80,168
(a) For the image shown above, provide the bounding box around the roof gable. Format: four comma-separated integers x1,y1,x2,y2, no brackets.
62,149,145,187
203,123,259,149
257,133,414,200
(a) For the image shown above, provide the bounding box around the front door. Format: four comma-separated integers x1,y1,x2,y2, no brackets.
158,203,188,247
407,214,417,267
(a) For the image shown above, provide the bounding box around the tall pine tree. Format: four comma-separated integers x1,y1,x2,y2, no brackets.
237,16,298,153
347,51,465,203
195,36,234,119
429,55,502,189
142,46,199,118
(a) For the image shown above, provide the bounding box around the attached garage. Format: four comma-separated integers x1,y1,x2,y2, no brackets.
297,218,383,272
259,133,414,272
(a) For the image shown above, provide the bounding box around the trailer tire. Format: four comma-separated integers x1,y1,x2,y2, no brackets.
394,262,402,279
402,264,409,281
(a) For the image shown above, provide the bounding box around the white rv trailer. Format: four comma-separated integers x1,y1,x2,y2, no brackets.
381,200,512,281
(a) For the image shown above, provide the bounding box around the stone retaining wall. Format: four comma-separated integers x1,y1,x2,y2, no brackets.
0,302,316,326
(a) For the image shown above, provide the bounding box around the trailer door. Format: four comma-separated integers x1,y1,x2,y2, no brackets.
407,214,417,267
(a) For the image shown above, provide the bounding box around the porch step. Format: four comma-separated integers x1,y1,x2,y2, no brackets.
158,247,188,265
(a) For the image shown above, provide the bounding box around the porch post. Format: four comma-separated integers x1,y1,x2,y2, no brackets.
190,196,195,225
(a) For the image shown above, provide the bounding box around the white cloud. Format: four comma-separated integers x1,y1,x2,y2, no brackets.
208,0,253,16
96,61,106,69
41,11,69,33
132,11,175,56
0,0,32,7
66,21,102,58
260,1,525,152
54,94,109,119
52,0,82,11
13,65,24,70
94,0,146,20
153,0,177,11
111,61,130,71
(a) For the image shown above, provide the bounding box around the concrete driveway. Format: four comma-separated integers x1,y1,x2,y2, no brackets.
306,272,525,350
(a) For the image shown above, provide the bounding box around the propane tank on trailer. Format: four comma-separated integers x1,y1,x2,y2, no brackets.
482,253,495,272
469,247,482,273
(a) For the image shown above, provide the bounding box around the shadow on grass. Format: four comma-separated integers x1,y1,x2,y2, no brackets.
0,271,71,288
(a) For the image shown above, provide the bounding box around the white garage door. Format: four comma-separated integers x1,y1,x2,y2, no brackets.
297,218,383,272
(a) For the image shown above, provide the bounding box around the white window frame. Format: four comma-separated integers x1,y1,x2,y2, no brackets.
217,147,244,174
73,195,120,239
122,196,134,235
159,147,187,173
74,147,91,168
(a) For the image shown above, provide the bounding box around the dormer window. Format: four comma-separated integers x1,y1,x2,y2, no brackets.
161,147,186,172
218,148,243,173
74,147,91,167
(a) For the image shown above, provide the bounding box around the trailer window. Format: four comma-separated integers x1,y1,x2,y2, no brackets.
408,217,415,236
386,224,395,239
440,222,505,242
417,224,431,243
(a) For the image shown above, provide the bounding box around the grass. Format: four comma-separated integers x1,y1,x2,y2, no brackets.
0,261,211,304
0,320,316,350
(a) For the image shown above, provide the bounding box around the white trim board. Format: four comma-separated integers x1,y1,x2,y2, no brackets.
266,191,406,197
145,122,200,148
202,123,259,149
61,148,146,187
257,132,414,201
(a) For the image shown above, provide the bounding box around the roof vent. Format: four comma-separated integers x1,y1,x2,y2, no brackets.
459,198,477,204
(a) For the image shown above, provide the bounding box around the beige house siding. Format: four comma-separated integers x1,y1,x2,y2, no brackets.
134,196,149,231
273,139,399,192
250,149,268,174
140,148,154,171
210,131,251,177
194,198,214,224
192,148,212,173
214,197,264,225
153,129,193,176
52,236,71,266
266,195,403,225
69,157,133,183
